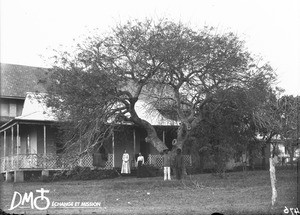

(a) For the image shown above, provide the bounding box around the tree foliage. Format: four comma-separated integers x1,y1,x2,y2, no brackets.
188,81,278,172
278,95,300,165
44,18,277,156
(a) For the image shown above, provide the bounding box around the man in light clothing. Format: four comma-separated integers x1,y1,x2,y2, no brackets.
162,149,171,181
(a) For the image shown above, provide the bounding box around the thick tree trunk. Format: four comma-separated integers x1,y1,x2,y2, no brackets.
289,144,295,168
137,118,168,153
198,151,205,173
175,123,187,150
261,145,266,170
130,100,168,153
269,143,277,207
175,136,185,151
248,148,254,171
269,157,277,206
174,121,194,150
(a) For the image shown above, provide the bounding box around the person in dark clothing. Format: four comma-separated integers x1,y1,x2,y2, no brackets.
136,152,144,178
174,148,184,180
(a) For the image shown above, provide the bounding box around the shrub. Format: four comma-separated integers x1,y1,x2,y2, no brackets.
185,166,214,175
50,166,120,181
24,171,42,182
0,173,4,182
41,175,51,182
137,164,162,178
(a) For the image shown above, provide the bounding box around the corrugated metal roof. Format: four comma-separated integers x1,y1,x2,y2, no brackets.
134,99,179,126
13,92,179,126
15,93,57,121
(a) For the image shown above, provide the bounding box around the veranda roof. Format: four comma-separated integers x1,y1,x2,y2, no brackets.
0,92,179,130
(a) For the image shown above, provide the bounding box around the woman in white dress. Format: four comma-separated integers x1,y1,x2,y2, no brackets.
121,150,130,174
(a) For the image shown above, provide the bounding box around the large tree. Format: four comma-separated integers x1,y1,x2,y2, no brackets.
255,94,300,166
187,77,278,173
246,92,300,206
44,19,277,155
279,95,300,166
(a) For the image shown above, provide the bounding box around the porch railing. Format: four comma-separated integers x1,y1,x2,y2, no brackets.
0,153,114,173
0,153,192,173
145,154,192,167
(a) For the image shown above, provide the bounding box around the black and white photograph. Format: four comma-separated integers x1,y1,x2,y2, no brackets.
0,0,299,214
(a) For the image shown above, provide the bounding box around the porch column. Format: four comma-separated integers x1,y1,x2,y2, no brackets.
4,131,6,158
112,131,115,168
17,124,20,154
11,127,14,155
5,171,13,182
133,129,136,156
43,125,48,169
11,127,14,170
16,123,20,170
43,125,47,155
3,131,7,173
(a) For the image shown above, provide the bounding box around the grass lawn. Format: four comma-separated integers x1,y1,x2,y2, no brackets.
0,169,297,215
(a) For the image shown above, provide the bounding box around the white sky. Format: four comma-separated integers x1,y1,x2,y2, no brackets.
1,0,299,95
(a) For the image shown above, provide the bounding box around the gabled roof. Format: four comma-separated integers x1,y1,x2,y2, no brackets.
15,93,57,121
0,63,48,98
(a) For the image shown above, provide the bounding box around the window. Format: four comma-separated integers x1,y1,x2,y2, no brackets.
0,99,24,118
0,101,9,116
16,102,23,116
9,103,17,117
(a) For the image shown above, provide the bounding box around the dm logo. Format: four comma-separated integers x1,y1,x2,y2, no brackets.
9,188,50,211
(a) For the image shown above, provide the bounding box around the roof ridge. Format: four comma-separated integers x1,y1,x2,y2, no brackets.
0,62,49,69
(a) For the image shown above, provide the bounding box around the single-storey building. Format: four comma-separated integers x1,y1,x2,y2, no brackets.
2,63,297,182
0,92,191,182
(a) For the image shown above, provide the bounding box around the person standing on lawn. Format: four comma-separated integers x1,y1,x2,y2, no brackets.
121,150,130,174
162,149,171,181
136,152,144,178
174,148,184,180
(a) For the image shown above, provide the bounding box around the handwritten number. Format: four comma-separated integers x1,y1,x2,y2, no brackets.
284,207,300,215
290,208,295,215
